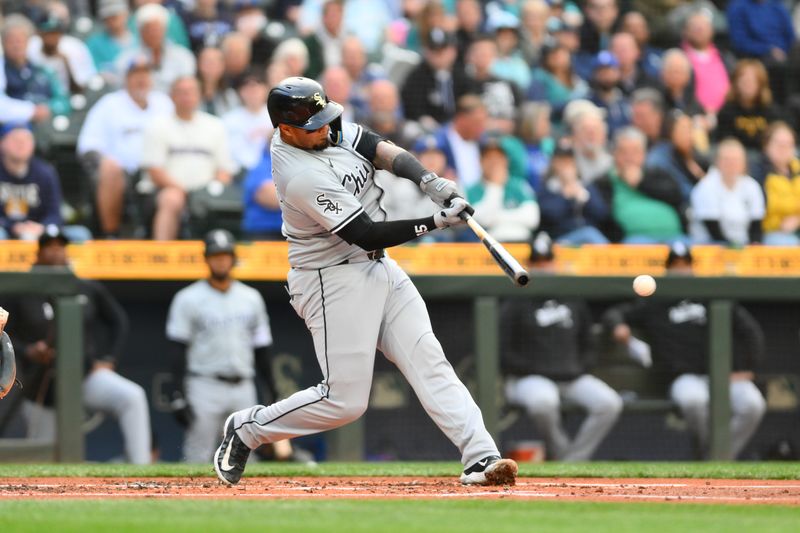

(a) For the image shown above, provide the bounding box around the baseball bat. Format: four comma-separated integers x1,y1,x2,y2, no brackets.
459,213,529,287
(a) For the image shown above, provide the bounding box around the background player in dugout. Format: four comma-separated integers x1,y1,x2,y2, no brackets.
166,229,299,463
213,77,517,487
501,234,622,461
604,243,767,459
4,225,151,463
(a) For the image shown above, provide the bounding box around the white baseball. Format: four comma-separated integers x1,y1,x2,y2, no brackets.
633,275,656,297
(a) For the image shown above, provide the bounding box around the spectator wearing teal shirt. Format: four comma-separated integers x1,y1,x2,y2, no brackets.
528,45,590,120
594,127,687,244
467,134,540,243
487,9,531,91
87,0,138,82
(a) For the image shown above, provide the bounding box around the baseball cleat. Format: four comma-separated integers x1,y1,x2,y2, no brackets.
214,414,252,485
460,455,518,486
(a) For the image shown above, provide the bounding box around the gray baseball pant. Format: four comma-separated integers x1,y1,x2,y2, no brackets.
505,374,623,461
183,375,257,463
233,257,499,466
670,373,766,459
22,368,151,464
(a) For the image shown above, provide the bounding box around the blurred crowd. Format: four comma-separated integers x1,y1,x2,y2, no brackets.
2,0,800,247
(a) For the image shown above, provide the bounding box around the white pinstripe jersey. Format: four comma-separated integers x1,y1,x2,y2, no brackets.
272,122,386,269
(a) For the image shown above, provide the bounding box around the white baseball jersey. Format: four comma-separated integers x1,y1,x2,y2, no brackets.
166,280,272,378
271,122,387,269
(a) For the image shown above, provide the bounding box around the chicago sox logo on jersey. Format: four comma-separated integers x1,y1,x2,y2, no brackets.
316,193,342,214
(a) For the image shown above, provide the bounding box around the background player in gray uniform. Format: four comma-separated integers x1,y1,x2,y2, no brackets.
167,229,277,463
501,234,622,461
214,77,517,486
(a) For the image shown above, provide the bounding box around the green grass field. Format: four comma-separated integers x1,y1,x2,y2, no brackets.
2,499,800,533
0,463,799,532
0,461,798,479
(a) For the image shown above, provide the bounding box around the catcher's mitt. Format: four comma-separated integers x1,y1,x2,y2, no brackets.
0,307,18,400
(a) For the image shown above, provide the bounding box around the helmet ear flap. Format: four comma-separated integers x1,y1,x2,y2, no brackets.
329,115,343,145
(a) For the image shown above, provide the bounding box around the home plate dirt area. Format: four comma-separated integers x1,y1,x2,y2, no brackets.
0,477,799,505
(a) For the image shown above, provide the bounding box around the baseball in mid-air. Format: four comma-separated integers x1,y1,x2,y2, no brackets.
633,275,657,297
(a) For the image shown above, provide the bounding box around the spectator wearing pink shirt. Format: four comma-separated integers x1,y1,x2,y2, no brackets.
681,9,732,114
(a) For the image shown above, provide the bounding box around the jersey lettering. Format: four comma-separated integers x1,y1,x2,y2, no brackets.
316,193,342,214
342,163,371,196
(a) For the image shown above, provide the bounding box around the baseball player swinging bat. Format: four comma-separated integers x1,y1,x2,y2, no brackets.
458,212,529,287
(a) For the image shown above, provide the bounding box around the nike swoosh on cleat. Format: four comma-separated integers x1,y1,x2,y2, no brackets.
221,442,236,472
478,459,488,467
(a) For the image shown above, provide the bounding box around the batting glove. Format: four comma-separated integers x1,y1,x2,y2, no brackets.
420,172,462,208
434,197,472,228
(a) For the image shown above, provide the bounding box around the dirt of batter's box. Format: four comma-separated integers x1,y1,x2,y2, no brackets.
0,477,798,505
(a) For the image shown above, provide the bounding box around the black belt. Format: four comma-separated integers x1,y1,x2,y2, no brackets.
189,372,247,384
337,249,385,266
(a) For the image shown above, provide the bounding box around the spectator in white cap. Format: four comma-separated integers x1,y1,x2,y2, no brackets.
486,7,530,91
86,0,138,82
115,3,196,92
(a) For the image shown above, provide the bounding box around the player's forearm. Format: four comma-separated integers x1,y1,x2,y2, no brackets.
337,211,435,250
374,141,428,185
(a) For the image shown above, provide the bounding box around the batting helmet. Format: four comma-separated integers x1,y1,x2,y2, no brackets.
204,229,236,256
267,77,343,138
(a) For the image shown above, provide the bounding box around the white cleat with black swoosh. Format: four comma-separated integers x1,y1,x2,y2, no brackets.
214,414,252,485
460,455,518,485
